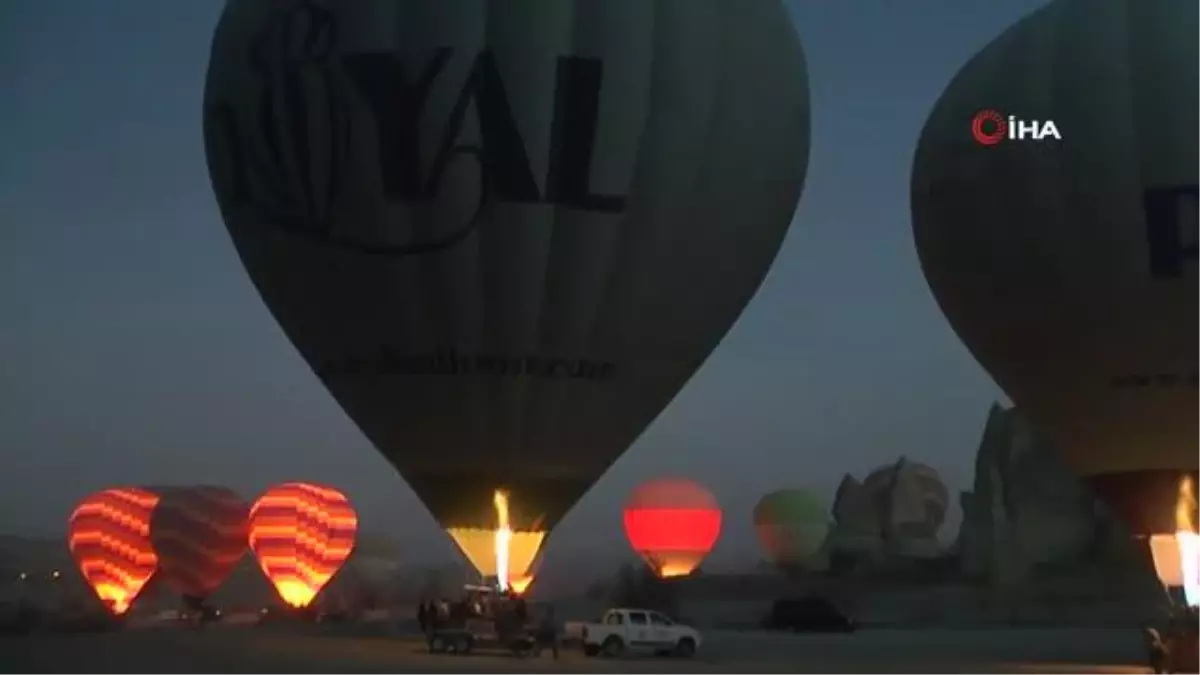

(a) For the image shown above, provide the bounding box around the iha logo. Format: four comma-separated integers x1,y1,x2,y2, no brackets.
971,109,1062,145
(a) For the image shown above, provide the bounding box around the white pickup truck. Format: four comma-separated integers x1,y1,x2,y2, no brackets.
564,608,702,658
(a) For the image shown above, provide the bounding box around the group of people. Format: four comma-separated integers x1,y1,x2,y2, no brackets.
415,591,559,659
1144,605,1199,674
415,599,446,633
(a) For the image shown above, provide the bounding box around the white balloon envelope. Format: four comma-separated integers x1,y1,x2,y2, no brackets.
203,0,810,572
910,0,1197,535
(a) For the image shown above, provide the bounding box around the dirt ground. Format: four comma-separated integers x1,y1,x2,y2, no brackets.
0,624,1159,674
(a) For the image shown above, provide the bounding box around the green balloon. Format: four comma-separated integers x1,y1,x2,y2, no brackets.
753,489,831,569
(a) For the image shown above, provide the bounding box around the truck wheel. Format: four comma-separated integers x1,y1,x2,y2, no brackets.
583,644,600,657
601,636,625,657
674,637,696,658
456,636,472,655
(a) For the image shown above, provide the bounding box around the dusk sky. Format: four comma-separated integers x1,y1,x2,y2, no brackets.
3,1,1049,570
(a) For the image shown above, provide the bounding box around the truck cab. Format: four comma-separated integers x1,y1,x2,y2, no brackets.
573,608,701,658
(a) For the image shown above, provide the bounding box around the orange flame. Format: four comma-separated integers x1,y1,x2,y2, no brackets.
445,490,543,593
1177,475,1197,534
494,490,513,591
508,575,534,595
1148,475,1199,607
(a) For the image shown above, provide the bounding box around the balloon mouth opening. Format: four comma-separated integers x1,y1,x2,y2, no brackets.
507,576,535,595
1146,476,1200,607
100,593,131,616
446,489,545,593
656,565,694,579
640,552,710,580
87,578,152,616
272,578,322,609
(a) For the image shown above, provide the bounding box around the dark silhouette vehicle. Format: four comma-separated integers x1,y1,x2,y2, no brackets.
762,596,856,633
317,609,349,624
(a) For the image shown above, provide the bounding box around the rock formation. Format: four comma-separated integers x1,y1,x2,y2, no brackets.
955,403,1155,586
826,457,950,569
828,474,881,559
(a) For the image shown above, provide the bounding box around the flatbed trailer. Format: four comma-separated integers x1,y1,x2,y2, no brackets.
427,617,536,657
1143,608,1199,674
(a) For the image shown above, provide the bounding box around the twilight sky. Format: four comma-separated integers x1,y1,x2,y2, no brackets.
2,1,1047,570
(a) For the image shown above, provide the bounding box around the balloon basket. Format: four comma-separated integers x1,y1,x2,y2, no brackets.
1156,629,1200,667
1142,605,1198,674
1171,634,1200,667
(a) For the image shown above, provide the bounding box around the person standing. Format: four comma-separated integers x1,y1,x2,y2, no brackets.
536,605,559,660
514,596,528,625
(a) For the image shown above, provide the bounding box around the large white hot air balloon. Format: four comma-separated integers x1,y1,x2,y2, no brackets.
203,0,811,591
911,0,1197,599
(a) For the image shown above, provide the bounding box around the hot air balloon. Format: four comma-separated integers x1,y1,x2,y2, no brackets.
910,0,1198,604
66,487,160,615
248,482,359,609
202,0,811,591
149,486,250,606
753,489,830,573
623,478,721,578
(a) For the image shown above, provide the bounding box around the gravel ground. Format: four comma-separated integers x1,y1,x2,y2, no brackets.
0,625,1155,674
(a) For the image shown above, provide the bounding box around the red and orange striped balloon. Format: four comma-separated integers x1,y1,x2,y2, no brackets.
248,482,359,609
67,487,160,615
149,485,249,601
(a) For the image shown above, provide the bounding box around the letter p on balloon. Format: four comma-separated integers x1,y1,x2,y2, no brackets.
1144,185,1199,279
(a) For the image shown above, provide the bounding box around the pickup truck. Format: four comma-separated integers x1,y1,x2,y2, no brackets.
564,608,701,658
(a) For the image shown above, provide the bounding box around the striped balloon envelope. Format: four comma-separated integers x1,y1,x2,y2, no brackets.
623,478,722,579
67,487,161,615
247,482,359,608
149,485,250,601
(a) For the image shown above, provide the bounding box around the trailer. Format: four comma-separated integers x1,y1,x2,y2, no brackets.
427,617,536,657
425,585,537,658
1143,607,1199,674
